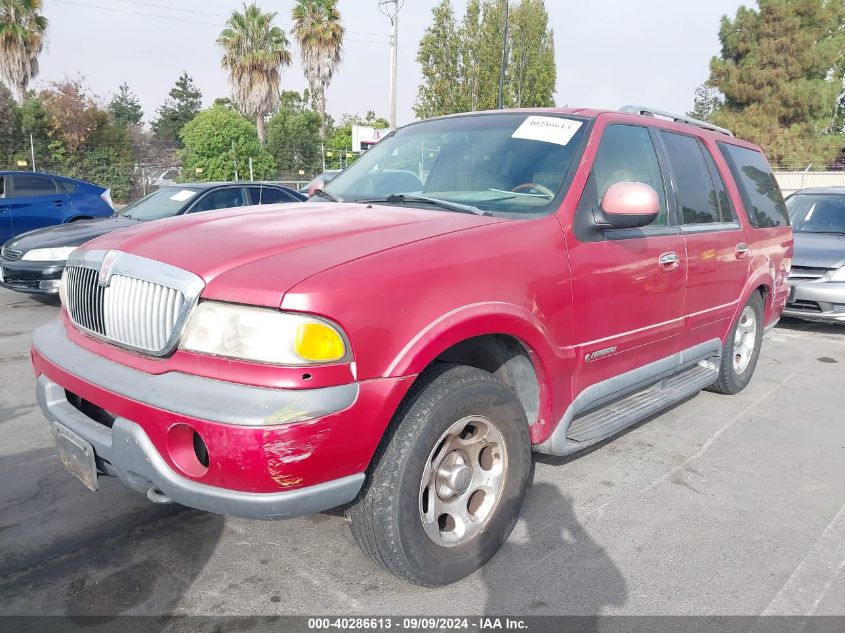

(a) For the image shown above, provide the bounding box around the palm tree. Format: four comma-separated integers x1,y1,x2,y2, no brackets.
217,3,291,145
0,0,48,102
292,0,344,137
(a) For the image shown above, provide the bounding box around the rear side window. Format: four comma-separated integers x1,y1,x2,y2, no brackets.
660,132,727,225
0,176,5,197
718,143,789,228
58,180,78,194
11,174,58,197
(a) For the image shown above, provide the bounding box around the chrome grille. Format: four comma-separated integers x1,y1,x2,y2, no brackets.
65,259,193,355
1,246,22,261
788,266,831,281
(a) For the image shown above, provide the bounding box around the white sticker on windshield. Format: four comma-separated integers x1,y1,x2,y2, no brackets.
512,116,583,146
169,189,197,202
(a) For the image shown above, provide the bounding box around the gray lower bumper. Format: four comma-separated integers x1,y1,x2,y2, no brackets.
784,281,845,323
36,375,364,519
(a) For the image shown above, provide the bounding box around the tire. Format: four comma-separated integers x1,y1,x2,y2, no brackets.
707,292,764,395
347,363,532,586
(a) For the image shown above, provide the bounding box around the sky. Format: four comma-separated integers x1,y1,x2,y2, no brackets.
35,0,746,127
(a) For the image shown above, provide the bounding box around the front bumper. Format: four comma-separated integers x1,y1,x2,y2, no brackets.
784,280,845,323
32,319,413,519
0,257,65,294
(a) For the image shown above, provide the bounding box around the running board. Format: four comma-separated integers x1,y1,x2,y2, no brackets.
566,362,719,445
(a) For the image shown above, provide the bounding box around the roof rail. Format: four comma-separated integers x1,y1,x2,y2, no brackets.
619,105,734,137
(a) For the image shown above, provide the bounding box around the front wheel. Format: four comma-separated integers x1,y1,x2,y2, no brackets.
347,363,532,586
707,292,764,395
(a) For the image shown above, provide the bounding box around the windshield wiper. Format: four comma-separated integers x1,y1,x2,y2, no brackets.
358,194,491,216
312,188,342,203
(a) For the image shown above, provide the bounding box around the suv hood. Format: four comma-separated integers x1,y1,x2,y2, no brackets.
82,202,502,307
5,217,138,253
792,232,845,270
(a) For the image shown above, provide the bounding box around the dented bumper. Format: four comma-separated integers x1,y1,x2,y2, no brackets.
31,319,412,519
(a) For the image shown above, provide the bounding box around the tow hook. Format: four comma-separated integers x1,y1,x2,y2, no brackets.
147,486,173,504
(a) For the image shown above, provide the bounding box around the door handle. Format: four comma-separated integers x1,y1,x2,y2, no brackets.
659,251,680,271
52,200,65,207
735,243,750,259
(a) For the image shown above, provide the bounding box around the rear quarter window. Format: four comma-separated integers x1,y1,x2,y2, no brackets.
718,143,789,228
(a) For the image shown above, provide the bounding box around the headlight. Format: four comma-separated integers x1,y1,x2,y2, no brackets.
828,266,845,282
22,247,78,262
58,269,68,307
180,301,348,365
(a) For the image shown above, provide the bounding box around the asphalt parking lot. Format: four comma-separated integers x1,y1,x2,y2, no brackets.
1,288,844,617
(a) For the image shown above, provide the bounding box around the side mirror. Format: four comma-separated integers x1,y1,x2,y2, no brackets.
599,181,660,229
307,179,325,198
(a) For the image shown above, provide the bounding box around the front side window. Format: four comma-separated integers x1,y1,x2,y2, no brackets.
191,188,248,213
257,186,295,205
660,132,725,225
589,124,669,226
323,113,588,215
718,142,788,228
786,194,845,235
11,175,57,197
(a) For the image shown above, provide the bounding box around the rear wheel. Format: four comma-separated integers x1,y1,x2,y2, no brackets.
348,363,531,586
707,292,764,395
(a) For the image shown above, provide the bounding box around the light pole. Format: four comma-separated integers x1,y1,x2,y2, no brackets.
496,0,510,110
379,0,403,128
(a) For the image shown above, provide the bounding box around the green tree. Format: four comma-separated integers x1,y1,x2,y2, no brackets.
707,0,845,168
0,83,20,166
688,83,723,123
292,0,344,137
218,3,291,145
507,0,555,108
108,82,144,127
151,72,203,147
0,0,48,102
179,103,276,182
266,90,322,177
414,0,461,118
415,0,556,117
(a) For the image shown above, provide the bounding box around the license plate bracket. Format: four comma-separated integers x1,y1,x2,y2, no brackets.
52,423,99,491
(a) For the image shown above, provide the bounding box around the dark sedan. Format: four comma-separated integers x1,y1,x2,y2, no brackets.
0,182,305,294
784,187,845,323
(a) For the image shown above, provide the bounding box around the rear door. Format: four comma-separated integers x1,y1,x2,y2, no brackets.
656,131,750,348
8,173,70,235
0,175,12,242
567,122,687,395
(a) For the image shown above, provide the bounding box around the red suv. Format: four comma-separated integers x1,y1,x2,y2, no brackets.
32,107,792,586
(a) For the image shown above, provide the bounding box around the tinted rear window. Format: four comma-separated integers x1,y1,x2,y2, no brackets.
661,131,726,224
12,174,57,197
718,143,789,228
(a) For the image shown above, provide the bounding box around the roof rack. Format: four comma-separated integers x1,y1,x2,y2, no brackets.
619,105,734,137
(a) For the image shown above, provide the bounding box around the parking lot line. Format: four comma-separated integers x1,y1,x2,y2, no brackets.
761,502,845,616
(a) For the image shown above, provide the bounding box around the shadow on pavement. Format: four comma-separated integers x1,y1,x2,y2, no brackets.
482,482,627,618
0,446,225,617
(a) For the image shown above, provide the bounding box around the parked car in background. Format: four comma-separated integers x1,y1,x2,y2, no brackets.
0,182,305,294
784,187,845,322
31,107,791,586
301,169,342,194
0,171,113,243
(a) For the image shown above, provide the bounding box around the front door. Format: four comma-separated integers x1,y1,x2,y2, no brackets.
567,122,687,395
656,131,751,348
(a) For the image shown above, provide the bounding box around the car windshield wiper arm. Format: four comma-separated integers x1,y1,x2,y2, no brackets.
312,188,342,203
358,194,491,216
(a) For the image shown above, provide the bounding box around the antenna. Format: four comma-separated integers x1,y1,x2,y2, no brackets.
379,0,405,128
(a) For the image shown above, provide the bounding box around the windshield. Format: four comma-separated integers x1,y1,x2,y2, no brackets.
786,194,845,235
322,113,588,215
121,186,202,221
